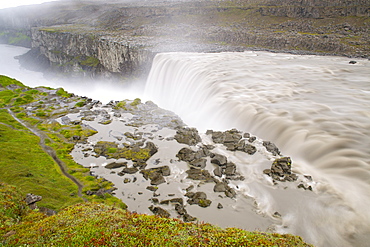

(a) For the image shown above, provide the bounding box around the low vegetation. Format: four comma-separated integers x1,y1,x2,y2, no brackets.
0,182,313,246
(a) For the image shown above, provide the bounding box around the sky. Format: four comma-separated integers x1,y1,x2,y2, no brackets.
0,0,58,9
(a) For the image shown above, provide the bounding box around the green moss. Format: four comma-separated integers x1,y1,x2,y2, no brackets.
56,88,73,98
130,98,141,107
94,141,152,161
79,56,100,67
114,100,127,110
75,100,86,107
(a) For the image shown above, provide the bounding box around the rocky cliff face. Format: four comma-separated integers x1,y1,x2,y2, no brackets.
1,0,369,79
30,29,154,79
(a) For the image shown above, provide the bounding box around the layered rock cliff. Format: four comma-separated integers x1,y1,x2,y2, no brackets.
0,0,369,79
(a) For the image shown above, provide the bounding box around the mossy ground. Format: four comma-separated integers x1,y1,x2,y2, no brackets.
0,186,313,246
0,75,125,210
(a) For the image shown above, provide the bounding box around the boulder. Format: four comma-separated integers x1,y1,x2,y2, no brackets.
174,127,201,145
186,169,214,182
148,206,170,218
121,167,139,174
210,153,228,166
105,162,127,169
224,162,237,176
189,158,207,169
25,193,42,206
263,141,280,156
177,147,196,162
214,182,227,192
186,191,212,208
183,213,197,222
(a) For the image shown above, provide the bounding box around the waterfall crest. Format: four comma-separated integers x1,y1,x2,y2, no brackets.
145,51,370,247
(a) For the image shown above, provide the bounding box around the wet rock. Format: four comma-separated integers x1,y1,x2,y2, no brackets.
273,212,282,218
186,169,214,182
177,147,196,162
263,141,281,156
170,198,184,205
124,178,131,183
183,213,197,222
145,141,158,156
140,166,170,185
298,184,313,191
186,185,194,192
248,136,256,143
187,191,212,208
225,188,237,198
105,162,127,169
150,174,166,185
175,204,187,215
174,127,201,145
214,182,227,192
210,131,224,143
349,60,357,64
146,186,158,192
210,153,228,166
217,203,224,209
121,167,139,174
189,158,207,169
264,157,298,182
224,162,237,176
148,206,170,218
213,166,222,177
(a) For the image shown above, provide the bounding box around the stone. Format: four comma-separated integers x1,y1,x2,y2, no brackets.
144,141,158,156
146,186,158,192
148,206,170,218
183,213,197,222
213,166,222,177
189,158,207,169
214,182,227,192
175,204,187,215
211,131,225,143
105,162,127,169
210,153,228,166
224,162,236,176
263,141,280,156
150,174,166,185
25,193,42,205
225,188,237,198
174,127,201,145
186,169,214,182
121,167,139,174
124,178,131,183
177,147,196,162
217,203,224,209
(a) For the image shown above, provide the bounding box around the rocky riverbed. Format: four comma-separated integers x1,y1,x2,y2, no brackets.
45,95,318,231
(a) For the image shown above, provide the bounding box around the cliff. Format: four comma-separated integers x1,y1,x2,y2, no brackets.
0,0,369,79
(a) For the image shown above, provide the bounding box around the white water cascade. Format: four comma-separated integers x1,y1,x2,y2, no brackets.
145,51,370,247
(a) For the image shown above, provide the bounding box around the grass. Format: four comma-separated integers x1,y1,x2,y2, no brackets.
0,75,126,210
0,110,83,210
0,193,314,246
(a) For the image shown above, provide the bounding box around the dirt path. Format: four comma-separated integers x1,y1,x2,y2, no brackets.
7,109,87,202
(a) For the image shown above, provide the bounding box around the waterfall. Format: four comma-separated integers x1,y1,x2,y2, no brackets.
145,51,370,247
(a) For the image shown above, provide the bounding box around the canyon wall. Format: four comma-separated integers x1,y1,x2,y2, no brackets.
0,0,369,79
29,29,154,79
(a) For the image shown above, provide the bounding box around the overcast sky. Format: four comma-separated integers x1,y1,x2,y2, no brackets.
0,0,59,9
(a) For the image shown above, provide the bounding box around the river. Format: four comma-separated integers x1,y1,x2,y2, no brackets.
1,44,370,247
